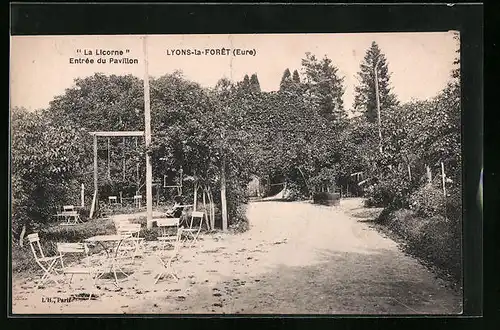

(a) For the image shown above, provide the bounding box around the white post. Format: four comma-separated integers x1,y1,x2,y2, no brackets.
107,137,111,180
426,165,432,184
143,35,153,229
193,181,198,212
441,162,446,197
221,154,228,231
81,183,85,207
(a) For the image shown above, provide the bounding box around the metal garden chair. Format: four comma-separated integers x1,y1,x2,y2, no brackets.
27,233,63,287
56,242,99,300
116,223,144,260
183,211,205,248
153,227,184,284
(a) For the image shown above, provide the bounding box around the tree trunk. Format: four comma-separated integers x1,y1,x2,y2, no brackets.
19,224,26,247
426,165,432,184
202,188,209,230
211,190,215,230
193,181,198,212
374,58,383,153
221,156,228,231
441,162,447,197
107,137,111,180
209,188,215,230
122,137,126,181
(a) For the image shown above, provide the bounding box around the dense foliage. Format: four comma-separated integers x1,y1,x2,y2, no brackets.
11,37,461,252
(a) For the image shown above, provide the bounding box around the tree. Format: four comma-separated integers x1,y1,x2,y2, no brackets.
301,52,346,124
279,69,292,91
237,74,251,93
353,41,399,123
292,70,300,83
11,106,88,239
249,73,261,93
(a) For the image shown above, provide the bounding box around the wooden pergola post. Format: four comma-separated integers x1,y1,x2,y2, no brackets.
93,133,98,208
89,130,144,219
143,35,153,229
221,154,228,231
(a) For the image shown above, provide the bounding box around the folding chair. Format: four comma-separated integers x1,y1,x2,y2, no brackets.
156,217,180,251
134,195,142,208
60,205,81,225
116,223,144,260
57,242,98,300
183,211,204,248
27,233,62,287
108,196,118,206
153,227,184,284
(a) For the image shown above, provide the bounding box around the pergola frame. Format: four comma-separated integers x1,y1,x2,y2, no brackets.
89,131,144,218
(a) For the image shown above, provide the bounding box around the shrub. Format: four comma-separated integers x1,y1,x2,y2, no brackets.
365,174,417,208
408,183,462,223
225,175,250,232
39,218,115,243
445,186,462,224
409,185,446,217
313,192,340,206
284,181,308,201
377,208,462,283
228,204,249,232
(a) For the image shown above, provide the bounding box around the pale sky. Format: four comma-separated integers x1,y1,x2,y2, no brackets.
10,32,458,112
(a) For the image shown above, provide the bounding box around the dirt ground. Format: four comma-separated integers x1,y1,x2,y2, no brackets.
11,198,462,314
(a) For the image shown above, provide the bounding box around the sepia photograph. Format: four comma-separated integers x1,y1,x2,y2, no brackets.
10,32,462,314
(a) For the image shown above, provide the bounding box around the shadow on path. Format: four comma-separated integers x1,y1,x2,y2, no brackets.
130,247,462,314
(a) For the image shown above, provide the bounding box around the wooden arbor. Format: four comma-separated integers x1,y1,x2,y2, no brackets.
89,131,144,219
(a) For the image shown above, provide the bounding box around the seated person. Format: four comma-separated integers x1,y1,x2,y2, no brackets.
165,195,184,218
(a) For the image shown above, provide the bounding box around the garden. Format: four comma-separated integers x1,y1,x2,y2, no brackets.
11,39,463,306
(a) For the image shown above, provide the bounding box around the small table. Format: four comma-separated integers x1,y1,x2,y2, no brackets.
84,234,131,286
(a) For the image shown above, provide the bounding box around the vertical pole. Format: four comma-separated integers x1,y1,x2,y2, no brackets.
221,154,228,231
136,137,140,193
93,134,98,210
426,165,432,184
122,137,126,181
143,35,153,229
374,57,383,153
156,184,160,206
210,189,215,230
408,164,412,181
193,182,198,212
107,137,111,180
441,162,446,197
81,183,85,208
202,189,209,230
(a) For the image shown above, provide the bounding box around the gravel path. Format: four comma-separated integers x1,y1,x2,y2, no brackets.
12,198,462,314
